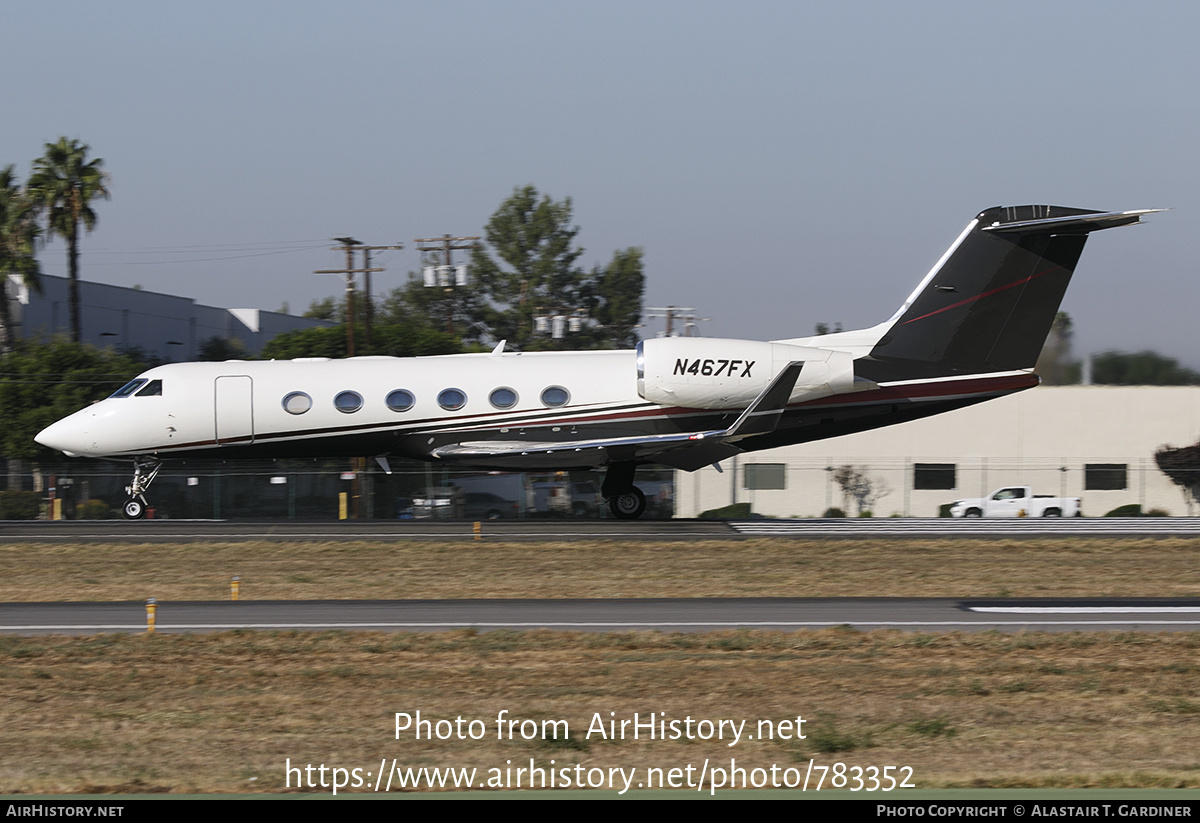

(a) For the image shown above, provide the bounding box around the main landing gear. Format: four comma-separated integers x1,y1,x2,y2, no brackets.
602,461,647,520
123,457,162,519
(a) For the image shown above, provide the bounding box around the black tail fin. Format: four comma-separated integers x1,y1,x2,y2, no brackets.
856,205,1156,383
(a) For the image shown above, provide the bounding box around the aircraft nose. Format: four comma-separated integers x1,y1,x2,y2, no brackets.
35,417,87,457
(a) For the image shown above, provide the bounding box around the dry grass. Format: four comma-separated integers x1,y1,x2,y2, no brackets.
2,630,1200,793
1,537,1199,601
2,536,1199,793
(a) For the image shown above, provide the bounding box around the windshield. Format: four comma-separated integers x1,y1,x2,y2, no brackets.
109,379,147,399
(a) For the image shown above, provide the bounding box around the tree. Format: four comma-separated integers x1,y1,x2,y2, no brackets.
196,336,249,362
0,166,41,355
0,338,145,461
304,296,338,321
832,465,892,516
259,321,463,360
467,186,644,350
589,247,645,349
1035,311,1080,385
27,138,109,343
1155,443,1200,515
1090,350,1200,385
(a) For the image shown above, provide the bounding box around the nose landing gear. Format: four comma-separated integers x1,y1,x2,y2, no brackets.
123,457,162,519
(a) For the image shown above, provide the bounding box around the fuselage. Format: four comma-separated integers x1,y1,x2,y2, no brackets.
34,347,1037,471
37,350,654,464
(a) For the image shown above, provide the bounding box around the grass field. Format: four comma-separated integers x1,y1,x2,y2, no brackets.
2,537,1199,601
1,537,1198,794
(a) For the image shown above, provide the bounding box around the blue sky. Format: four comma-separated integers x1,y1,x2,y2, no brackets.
3,1,1196,364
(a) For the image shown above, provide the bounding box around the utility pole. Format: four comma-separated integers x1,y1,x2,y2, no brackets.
313,238,402,356
415,234,479,335
313,237,402,521
645,306,708,337
358,243,404,348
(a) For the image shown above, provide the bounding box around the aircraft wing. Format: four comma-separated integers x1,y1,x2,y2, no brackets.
430,362,806,472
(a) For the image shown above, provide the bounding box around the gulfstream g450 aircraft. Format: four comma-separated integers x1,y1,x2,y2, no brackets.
36,205,1159,519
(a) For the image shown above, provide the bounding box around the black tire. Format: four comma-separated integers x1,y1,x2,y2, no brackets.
609,488,647,520
123,498,146,519
1043,508,1061,518
964,508,982,518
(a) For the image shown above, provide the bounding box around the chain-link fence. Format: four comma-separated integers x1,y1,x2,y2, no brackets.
0,457,675,520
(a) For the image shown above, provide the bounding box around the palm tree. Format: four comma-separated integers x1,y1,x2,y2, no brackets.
0,165,41,355
27,138,109,343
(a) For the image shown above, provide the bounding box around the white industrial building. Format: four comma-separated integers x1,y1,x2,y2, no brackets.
674,386,1200,518
4,273,327,360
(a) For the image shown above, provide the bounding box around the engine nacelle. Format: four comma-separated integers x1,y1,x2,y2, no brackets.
636,338,862,409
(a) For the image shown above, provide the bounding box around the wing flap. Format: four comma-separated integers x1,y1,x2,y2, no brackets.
430,361,806,470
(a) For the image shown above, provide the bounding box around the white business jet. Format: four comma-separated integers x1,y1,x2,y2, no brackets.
36,205,1159,519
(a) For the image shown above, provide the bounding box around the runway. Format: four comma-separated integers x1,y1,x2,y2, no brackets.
4,598,1199,635
5,519,1197,636
0,519,736,543
5,517,1200,542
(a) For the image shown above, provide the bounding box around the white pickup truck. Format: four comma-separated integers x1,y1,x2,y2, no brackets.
949,486,1082,518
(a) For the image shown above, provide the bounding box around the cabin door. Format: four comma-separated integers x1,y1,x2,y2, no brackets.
214,375,254,445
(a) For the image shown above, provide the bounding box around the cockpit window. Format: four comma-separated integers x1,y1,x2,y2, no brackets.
135,380,163,397
109,379,147,398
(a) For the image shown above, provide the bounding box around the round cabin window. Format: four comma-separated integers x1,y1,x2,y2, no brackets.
386,389,415,412
540,386,570,407
334,391,363,413
438,388,467,411
489,387,518,409
282,391,313,415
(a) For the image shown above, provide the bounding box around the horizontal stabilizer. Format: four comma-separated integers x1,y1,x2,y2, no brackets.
981,208,1164,234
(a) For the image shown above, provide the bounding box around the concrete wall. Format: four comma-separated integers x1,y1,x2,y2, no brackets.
675,386,1200,518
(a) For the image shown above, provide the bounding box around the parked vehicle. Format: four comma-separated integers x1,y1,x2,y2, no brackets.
463,491,520,520
950,487,1081,518
410,486,459,518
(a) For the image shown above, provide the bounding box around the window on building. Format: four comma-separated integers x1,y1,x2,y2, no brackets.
744,463,786,490
1085,464,1127,490
913,463,956,490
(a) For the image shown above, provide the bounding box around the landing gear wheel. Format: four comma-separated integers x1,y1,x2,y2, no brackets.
123,498,146,520
609,487,647,520
122,457,162,521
